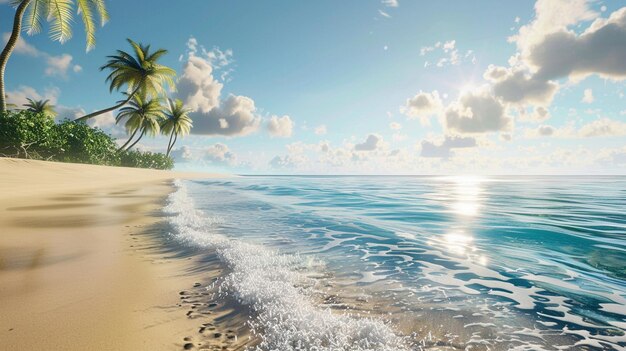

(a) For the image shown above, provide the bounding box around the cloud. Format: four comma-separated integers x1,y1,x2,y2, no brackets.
2,33,40,56
192,94,261,136
420,40,476,68
3,33,80,78
526,7,626,82
420,135,478,158
382,0,398,7
444,89,512,134
269,154,305,170
525,118,626,138
507,1,626,86
578,117,626,137
177,55,223,113
205,143,237,165
314,124,327,135
266,115,294,138
45,54,80,78
378,10,391,18
354,134,383,152
400,90,442,124
485,66,559,105
581,88,594,103
177,38,289,137
389,122,402,130
6,85,59,106
171,146,194,163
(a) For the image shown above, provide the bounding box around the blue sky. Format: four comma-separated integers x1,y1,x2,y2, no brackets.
2,0,625,174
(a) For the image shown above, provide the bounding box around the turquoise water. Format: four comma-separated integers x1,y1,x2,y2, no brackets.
166,176,626,350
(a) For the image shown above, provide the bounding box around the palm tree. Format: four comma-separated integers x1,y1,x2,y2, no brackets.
23,98,57,117
115,93,164,152
161,98,192,157
74,39,176,122
0,0,109,111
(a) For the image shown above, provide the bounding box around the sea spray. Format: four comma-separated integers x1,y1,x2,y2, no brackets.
164,179,408,351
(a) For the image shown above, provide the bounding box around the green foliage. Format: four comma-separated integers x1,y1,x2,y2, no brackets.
0,110,173,170
119,150,174,170
102,39,176,98
22,0,109,51
51,120,119,165
0,109,57,159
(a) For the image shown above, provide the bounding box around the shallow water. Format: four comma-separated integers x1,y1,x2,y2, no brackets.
165,176,626,350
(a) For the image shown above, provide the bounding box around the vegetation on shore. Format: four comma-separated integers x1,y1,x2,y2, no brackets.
0,1,193,170
0,110,174,170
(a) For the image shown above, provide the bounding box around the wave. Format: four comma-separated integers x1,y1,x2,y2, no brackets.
164,180,408,351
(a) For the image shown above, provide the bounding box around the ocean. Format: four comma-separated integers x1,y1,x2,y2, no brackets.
164,176,626,350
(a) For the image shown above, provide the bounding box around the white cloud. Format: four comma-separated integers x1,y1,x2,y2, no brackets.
3,33,80,78
378,10,391,18
579,117,626,137
420,39,475,68
389,122,402,130
205,143,237,165
581,88,594,103
484,65,558,105
176,40,279,137
45,54,81,78
354,134,383,152
525,118,626,138
444,89,513,134
518,105,551,122
420,135,478,158
266,115,294,138
2,33,40,56
510,2,626,83
314,124,327,135
392,133,407,142
171,146,194,163
177,55,223,113
400,90,442,124
382,0,398,7
192,94,261,136
6,85,59,106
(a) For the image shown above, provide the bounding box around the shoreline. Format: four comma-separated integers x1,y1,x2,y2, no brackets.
0,158,249,350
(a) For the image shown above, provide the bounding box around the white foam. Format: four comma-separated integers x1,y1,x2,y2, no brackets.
164,180,408,351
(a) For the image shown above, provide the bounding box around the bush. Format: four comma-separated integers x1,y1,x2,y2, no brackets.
0,110,57,159
0,110,174,170
52,120,120,165
119,150,174,170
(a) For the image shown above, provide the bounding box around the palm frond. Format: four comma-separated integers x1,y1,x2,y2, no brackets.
90,0,109,25
47,0,74,43
25,0,45,35
76,0,96,51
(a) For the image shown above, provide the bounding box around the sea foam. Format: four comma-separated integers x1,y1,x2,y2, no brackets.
164,180,408,351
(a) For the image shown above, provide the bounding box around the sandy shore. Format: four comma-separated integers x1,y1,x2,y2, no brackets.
0,158,248,350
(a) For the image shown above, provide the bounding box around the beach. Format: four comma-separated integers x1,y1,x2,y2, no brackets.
0,158,240,350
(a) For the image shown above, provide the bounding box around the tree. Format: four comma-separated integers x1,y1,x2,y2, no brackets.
115,93,164,152
161,98,192,157
74,39,176,122
0,0,109,111
23,98,57,118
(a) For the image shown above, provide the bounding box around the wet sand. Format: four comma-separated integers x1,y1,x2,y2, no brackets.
0,158,253,350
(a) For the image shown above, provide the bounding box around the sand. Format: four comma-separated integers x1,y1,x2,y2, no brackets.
0,158,251,350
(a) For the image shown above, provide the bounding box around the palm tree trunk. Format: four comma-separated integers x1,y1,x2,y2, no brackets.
0,0,32,112
74,85,142,122
126,130,145,151
167,133,178,157
117,128,140,152
165,130,175,156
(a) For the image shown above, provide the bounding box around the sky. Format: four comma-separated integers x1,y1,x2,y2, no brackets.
2,0,625,174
